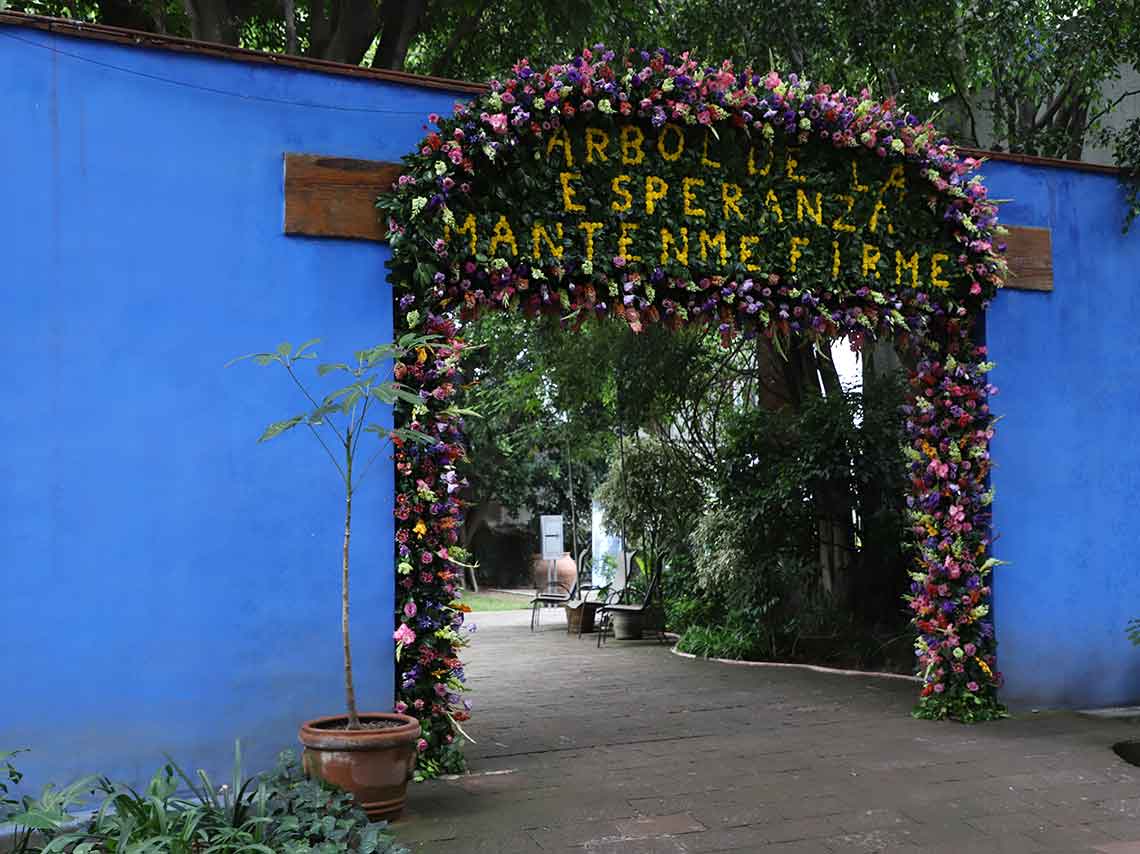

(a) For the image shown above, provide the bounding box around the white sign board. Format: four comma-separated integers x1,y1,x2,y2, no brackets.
540,515,564,561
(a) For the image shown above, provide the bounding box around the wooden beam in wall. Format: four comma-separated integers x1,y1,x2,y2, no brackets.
283,154,401,242
283,153,1054,292
1001,226,1053,292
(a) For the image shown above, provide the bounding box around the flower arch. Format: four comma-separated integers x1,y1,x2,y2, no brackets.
379,48,1007,775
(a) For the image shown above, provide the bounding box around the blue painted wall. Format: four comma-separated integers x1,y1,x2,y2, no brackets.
0,24,464,792
984,161,1140,709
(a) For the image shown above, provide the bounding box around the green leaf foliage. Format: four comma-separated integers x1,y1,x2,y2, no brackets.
0,748,409,854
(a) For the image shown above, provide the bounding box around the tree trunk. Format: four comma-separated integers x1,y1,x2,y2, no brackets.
99,0,165,33
180,0,235,44
461,502,491,549
283,0,298,54
309,0,331,57
370,0,425,69
754,338,855,599
566,446,579,561
459,501,491,590
814,478,853,602
343,444,360,730
322,0,383,65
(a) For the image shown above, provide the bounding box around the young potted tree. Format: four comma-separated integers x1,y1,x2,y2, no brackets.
230,337,434,821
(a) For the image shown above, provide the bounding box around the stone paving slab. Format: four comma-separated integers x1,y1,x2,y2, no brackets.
398,610,1140,852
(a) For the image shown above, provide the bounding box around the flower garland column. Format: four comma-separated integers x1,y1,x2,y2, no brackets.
907,318,1003,721
391,310,475,777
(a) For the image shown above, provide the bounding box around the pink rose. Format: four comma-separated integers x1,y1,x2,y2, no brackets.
404,601,417,618
395,701,408,714
393,624,416,645
416,738,428,752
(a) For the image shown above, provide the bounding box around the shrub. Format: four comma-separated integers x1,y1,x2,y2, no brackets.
675,624,760,660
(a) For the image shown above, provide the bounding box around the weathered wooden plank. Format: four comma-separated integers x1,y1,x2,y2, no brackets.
1002,225,1053,292
283,153,402,242
282,154,1055,293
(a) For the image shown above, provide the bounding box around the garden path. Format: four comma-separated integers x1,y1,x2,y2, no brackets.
397,610,1140,853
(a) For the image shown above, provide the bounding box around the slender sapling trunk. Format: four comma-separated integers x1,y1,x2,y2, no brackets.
343,430,360,729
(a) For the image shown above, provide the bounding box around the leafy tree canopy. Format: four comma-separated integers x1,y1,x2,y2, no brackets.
9,0,1139,166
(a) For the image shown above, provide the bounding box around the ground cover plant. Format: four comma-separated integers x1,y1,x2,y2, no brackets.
461,590,531,611
0,748,408,853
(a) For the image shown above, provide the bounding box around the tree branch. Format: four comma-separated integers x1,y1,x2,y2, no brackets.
285,362,346,445
353,438,390,491
306,422,348,483
1084,88,1140,135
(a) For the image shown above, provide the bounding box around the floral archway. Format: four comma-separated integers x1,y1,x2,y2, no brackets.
379,47,1007,776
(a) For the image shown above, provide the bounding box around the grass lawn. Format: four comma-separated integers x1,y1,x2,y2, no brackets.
460,590,532,611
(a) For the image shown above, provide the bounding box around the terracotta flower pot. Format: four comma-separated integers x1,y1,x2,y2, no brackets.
530,552,577,591
298,713,420,822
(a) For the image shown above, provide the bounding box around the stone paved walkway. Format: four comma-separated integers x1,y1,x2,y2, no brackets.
397,610,1140,853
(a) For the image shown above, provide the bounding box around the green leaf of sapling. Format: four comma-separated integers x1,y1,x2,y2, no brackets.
258,416,304,443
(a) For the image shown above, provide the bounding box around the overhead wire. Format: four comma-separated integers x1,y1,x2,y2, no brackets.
0,29,460,115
